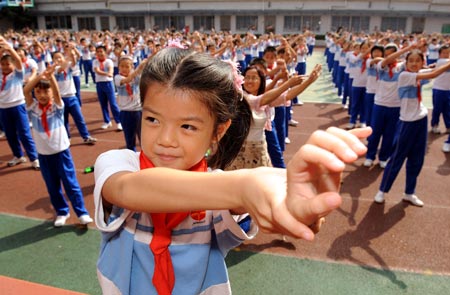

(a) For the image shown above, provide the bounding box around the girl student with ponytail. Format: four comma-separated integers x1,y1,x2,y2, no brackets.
93,47,371,295
373,49,450,206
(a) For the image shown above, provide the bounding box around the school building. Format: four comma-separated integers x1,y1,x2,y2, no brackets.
6,0,450,35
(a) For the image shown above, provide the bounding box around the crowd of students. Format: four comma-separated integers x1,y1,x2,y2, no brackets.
0,27,449,294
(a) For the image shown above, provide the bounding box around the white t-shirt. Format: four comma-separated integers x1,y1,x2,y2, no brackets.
93,59,114,82
398,71,428,122
114,74,142,111
27,100,70,155
0,69,25,108
432,58,450,91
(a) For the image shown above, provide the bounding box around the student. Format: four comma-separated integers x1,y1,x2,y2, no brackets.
114,56,146,151
346,40,371,129
93,45,122,130
373,49,450,206
24,66,93,227
430,44,450,134
365,44,385,127
52,51,97,144
363,43,415,168
80,38,95,87
93,47,371,294
0,36,40,169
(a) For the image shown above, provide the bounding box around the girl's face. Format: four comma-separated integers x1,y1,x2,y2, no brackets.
118,60,133,76
52,52,65,65
406,53,423,73
0,59,14,75
243,68,261,95
372,49,383,59
141,83,219,170
34,87,52,106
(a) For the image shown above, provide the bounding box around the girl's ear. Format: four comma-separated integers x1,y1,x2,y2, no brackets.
214,119,232,143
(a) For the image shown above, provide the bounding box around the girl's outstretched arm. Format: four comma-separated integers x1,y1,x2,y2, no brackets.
99,127,371,240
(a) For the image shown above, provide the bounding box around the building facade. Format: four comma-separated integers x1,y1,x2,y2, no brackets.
29,0,450,35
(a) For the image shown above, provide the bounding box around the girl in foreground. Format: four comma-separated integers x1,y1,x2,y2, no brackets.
94,47,371,295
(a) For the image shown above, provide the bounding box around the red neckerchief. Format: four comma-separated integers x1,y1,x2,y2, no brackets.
139,152,207,295
120,73,134,98
1,73,8,91
39,101,53,137
361,53,370,73
98,58,105,71
388,61,397,79
22,58,29,70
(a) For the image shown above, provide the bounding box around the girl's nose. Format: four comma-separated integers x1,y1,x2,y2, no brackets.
157,126,177,147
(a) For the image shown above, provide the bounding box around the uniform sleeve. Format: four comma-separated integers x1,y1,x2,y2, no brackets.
93,149,139,232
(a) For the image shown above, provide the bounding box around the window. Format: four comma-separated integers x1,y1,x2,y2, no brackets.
331,15,369,33
220,15,231,32
100,16,110,31
45,15,72,29
116,16,145,30
193,15,214,31
154,16,185,31
236,15,258,31
284,15,321,32
411,17,425,34
78,17,96,31
381,17,406,32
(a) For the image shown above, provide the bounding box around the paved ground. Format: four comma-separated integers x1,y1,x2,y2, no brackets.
1,50,450,294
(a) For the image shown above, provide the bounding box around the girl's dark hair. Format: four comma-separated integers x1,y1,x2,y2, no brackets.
405,49,424,63
140,47,252,170
371,45,385,58
35,79,51,89
439,44,450,54
242,65,266,95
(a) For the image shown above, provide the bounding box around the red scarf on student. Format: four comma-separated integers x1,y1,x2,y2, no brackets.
39,102,53,137
361,54,370,73
407,70,422,105
388,61,397,79
22,58,29,70
98,58,105,71
120,73,134,97
139,152,207,295
1,74,8,91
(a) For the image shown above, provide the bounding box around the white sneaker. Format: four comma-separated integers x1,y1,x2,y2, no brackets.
374,191,385,203
288,119,298,127
0,131,5,138
78,214,93,225
54,214,70,227
7,156,27,167
363,159,373,167
285,137,291,144
31,159,40,170
101,122,112,129
359,123,367,128
379,160,388,169
117,123,123,131
402,194,424,207
431,126,440,134
443,143,450,153
346,123,355,130
343,104,349,110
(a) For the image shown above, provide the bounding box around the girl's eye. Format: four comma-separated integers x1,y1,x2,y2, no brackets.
181,124,197,131
145,117,159,124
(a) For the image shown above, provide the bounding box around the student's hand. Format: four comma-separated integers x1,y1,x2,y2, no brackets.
240,127,371,241
285,127,372,239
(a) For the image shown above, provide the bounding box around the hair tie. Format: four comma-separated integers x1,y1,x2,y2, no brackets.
167,40,186,49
